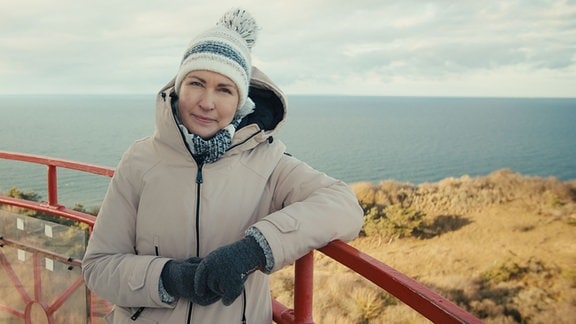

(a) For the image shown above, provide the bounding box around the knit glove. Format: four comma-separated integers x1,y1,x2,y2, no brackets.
194,236,266,306
160,257,221,306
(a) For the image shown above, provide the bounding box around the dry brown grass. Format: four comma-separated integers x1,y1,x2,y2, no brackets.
271,169,576,323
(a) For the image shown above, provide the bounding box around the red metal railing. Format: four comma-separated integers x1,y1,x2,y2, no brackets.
0,151,114,323
0,151,482,323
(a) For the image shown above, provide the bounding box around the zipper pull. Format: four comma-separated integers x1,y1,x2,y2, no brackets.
131,307,144,320
196,163,204,184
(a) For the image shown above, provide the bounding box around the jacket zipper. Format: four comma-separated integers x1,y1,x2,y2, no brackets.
188,159,250,323
161,92,249,322
186,161,204,324
194,161,203,257
242,290,247,324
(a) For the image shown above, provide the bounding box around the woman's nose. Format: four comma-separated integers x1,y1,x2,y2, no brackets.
198,91,215,110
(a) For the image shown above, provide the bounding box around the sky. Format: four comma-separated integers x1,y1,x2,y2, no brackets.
1,0,575,97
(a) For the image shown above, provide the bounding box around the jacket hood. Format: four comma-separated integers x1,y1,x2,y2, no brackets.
153,66,287,158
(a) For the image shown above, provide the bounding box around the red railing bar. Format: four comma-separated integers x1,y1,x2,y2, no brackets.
0,236,82,267
272,299,295,324
47,277,85,315
24,301,54,324
0,196,96,226
0,250,32,305
319,240,481,324
0,304,24,319
0,151,114,177
0,151,114,209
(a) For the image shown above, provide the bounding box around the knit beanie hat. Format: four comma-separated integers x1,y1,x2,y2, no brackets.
174,8,258,118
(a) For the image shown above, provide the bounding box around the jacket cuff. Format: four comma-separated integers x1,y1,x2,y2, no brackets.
158,277,176,304
245,227,275,273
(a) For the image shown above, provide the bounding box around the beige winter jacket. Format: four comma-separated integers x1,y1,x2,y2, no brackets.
82,67,364,323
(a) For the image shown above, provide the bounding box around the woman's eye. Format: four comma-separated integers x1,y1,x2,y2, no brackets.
219,87,234,95
189,81,203,87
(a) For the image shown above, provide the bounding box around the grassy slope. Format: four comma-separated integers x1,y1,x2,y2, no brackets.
271,169,576,323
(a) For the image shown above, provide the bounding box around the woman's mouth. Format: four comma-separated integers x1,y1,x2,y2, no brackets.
193,114,216,124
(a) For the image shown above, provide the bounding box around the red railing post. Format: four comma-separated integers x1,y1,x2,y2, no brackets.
33,253,42,306
293,251,314,324
47,165,59,207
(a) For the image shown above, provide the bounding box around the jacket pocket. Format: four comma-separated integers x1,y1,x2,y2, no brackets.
128,234,161,291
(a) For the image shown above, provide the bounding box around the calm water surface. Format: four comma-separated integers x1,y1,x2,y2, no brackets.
1,95,575,207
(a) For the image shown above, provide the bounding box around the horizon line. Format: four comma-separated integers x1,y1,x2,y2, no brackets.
0,93,575,100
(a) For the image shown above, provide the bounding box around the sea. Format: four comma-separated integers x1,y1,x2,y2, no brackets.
1,95,575,208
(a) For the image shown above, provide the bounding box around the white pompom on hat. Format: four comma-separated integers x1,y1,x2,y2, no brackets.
174,8,259,118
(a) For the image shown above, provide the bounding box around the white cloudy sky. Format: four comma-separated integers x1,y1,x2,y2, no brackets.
1,0,575,97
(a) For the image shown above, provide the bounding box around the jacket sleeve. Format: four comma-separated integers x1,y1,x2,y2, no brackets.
81,145,171,308
252,153,364,272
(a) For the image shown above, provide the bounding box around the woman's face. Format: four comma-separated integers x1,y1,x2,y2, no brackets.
178,70,240,139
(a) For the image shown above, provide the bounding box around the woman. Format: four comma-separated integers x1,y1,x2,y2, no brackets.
82,8,363,323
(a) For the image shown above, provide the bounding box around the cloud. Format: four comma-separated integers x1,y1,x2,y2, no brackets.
256,0,576,96
0,0,574,96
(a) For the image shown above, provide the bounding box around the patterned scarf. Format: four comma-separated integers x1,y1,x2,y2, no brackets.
172,96,253,164
178,119,241,164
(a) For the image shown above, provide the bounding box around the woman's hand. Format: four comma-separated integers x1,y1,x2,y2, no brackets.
161,257,221,306
194,236,266,306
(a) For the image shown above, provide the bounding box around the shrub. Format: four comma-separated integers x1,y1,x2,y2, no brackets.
7,186,42,202
347,287,392,323
361,203,425,241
